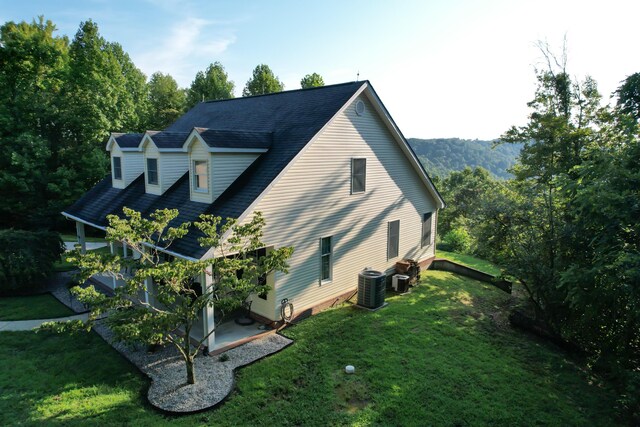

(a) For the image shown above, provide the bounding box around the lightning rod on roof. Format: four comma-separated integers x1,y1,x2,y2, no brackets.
356,71,359,82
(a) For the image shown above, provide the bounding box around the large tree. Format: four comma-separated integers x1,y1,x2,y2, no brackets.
145,72,186,129
58,208,293,385
300,72,324,88
616,72,640,121
186,62,234,108
0,18,69,228
0,18,151,229
242,64,284,96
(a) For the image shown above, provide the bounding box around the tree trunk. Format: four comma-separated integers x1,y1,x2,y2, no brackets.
184,324,196,384
186,354,196,384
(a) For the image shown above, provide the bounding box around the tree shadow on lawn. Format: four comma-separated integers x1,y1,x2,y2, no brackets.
0,330,158,426
270,271,619,426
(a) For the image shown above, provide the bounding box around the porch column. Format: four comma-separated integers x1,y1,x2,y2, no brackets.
202,267,215,352
75,221,86,254
122,241,129,258
110,242,116,289
143,277,151,305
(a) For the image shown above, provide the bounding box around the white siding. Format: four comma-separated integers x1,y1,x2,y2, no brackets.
211,153,259,200
246,94,438,320
189,138,212,203
110,145,143,188
144,143,161,195
188,137,260,203
159,153,189,193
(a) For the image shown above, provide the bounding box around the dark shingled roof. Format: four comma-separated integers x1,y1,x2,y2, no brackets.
146,131,190,149
113,133,144,148
66,81,365,258
195,128,273,149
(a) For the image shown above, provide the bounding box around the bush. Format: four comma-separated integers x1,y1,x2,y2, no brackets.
0,229,64,295
442,226,472,253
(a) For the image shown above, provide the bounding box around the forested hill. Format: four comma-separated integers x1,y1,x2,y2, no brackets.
407,138,522,179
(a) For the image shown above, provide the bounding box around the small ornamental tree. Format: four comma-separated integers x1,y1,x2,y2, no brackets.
52,208,293,385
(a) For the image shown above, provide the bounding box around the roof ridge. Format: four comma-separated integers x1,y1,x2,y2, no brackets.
202,80,367,104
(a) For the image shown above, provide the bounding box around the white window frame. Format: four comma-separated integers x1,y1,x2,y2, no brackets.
421,212,433,248
146,158,158,185
112,156,122,180
320,236,333,284
351,158,366,194
387,220,400,260
193,160,209,193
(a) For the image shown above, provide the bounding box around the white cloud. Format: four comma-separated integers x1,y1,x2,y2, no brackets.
133,17,236,87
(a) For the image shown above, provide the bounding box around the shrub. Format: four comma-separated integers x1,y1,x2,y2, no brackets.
442,226,472,253
0,229,64,295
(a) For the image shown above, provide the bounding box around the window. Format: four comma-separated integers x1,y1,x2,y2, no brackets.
146,158,158,185
320,236,332,283
351,158,366,193
113,156,122,180
387,220,400,260
421,212,433,248
193,160,208,191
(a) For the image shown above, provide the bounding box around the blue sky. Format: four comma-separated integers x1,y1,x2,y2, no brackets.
2,0,640,139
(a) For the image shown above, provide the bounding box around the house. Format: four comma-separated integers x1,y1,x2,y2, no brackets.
62,81,445,351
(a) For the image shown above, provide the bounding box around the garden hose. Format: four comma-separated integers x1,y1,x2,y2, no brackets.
280,298,294,323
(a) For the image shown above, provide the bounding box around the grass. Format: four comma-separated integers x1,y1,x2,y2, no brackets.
436,249,503,276
0,271,620,426
0,294,74,321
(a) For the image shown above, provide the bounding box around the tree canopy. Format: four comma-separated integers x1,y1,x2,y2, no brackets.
0,18,148,228
242,64,284,96
186,61,234,108
145,72,186,130
300,72,324,88
616,72,640,120
58,208,293,385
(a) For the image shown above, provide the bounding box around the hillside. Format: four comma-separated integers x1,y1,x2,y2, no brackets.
407,138,522,179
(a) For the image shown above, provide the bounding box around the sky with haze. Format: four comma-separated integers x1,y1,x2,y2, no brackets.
2,0,640,140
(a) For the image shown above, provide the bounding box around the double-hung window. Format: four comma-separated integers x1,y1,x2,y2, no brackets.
112,156,122,180
387,220,400,260
146,158,158,185
421,212,433,248
351,158,366,194
193,160,208,192
320,236,332,283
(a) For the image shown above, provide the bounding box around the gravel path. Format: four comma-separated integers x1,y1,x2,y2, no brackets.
46,272,293,413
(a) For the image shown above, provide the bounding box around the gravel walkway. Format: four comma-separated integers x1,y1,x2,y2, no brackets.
45,272,294,413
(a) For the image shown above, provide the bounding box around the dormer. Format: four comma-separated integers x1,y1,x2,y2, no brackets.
184,128,272,204
140,131,190,195
106,133,144,188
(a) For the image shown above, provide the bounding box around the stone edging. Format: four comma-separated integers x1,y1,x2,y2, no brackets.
430,258,512,293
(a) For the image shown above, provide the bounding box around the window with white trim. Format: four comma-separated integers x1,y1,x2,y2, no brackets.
351,158,366,194
146,158,158,185
112,156,122,180
320,236,332,283
387,220,400,260
421,212,433,248
193,160,208,192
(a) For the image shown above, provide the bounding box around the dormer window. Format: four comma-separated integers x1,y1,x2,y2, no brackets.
113,157,122,180
193,160,208,192
147,158,158,185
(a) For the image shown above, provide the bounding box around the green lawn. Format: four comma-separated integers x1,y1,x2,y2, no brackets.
0,271,620,426
0,294,74,321
436,249,503,276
